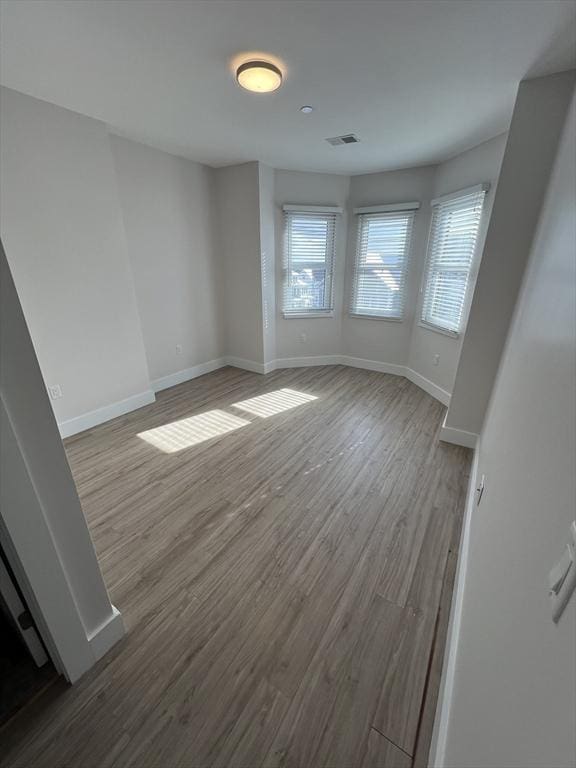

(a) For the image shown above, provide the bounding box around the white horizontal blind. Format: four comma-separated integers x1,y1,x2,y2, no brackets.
283,211,336,315
421,188,486,334
350,210,414,319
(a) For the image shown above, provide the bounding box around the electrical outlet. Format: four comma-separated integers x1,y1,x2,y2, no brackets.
48,384,63,400
433,354,440,366
175,344,183,355
299,333,307,344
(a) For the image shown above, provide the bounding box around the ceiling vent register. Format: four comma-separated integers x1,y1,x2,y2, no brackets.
325,134,360,146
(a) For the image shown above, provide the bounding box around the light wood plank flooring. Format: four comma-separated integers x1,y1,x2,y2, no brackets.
1,365,470,768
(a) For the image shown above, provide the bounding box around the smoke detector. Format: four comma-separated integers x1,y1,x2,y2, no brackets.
325,134,360,146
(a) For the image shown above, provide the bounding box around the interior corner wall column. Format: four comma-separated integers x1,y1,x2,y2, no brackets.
215,161,274,371
444,70,576,436
257,162,277,369
0,242,124,682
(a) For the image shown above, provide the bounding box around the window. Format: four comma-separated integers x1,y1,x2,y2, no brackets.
421,185,488,335
282,207,338,316
350,207,415,319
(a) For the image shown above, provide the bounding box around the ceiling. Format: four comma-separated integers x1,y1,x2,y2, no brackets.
1,0,574,174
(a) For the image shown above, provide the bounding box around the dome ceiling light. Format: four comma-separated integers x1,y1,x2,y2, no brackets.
236,60,283,93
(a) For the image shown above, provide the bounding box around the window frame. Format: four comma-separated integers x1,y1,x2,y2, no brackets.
419,184,489,338
349,203,419,322
281,205,341,319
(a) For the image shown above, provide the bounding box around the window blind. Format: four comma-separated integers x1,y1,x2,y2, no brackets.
350,210,414,319
283,211,336,315
421,187,486,334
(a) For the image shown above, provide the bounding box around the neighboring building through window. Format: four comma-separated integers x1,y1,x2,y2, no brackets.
282,206,339,317
350,204,417,319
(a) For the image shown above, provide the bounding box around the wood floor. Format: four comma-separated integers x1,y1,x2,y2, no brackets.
1,365,470,768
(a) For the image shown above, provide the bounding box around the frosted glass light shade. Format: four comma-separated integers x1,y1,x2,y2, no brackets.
236,61,282,93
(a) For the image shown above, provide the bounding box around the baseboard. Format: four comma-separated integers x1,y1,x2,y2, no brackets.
272,354,344,369
225,356,267,374
58,390,156,438
406,368,451,407
223,354,453,408
87,605,125,662
151,358,227,392
342,356,406,377
439,413,478,448
429,446,479,767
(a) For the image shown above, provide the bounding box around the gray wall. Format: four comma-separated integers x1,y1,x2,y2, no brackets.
343,166,435,366
215,162,264,365
440,86,576,768
445,71,575,434
408,134,507,392
0,87,151,424
111,136,224,383
1,243,119,681
274,169,350,360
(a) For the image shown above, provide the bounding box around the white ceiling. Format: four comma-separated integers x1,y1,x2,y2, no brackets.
1,0,575,174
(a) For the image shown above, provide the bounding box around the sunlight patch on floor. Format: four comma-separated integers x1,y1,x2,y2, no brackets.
231,388,318,419
137,410,251,453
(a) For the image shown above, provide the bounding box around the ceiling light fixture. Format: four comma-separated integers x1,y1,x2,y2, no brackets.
236,60,283,93
300,105,314,114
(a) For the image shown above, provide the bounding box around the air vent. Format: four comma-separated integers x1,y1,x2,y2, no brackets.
325,134,360,146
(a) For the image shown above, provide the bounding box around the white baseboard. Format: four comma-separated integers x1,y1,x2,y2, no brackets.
272,354,343,369
429,446,479,767
58,390,156,438
58,359,454,438
87,605,125,662
225,356,267,374
151,358,226,392
223,354,453,409
439,413,478,448
342,356,406,377
406,368,451,406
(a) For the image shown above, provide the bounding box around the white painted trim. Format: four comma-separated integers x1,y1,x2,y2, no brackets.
353,201,420,214
151,358,226,393
429,446,479,767
282,311,335,319
225,356,267,375
405,368,451,407
224,355,452,408
341,356,407,377
431,182,490,207
272,355,343,370
58,390,156,439
282,204,343,214
87,605,125,662
439,413,478,448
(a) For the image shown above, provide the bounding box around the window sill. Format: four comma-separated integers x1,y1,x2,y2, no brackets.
349,313,403,323
282,311,335,319
418,321,460,339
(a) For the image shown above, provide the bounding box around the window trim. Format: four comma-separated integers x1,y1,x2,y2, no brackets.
349,205,416,321
419,183,490,337
282,206,340,318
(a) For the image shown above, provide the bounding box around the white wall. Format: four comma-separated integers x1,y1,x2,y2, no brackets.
343,166,435,366
0,87,152,425
274,169,350,360
215,162,265,366
110,136,224,384
407,134,507,392
445,71,576,435
258,163,277,367
1,243,123,682
439,87,576,768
